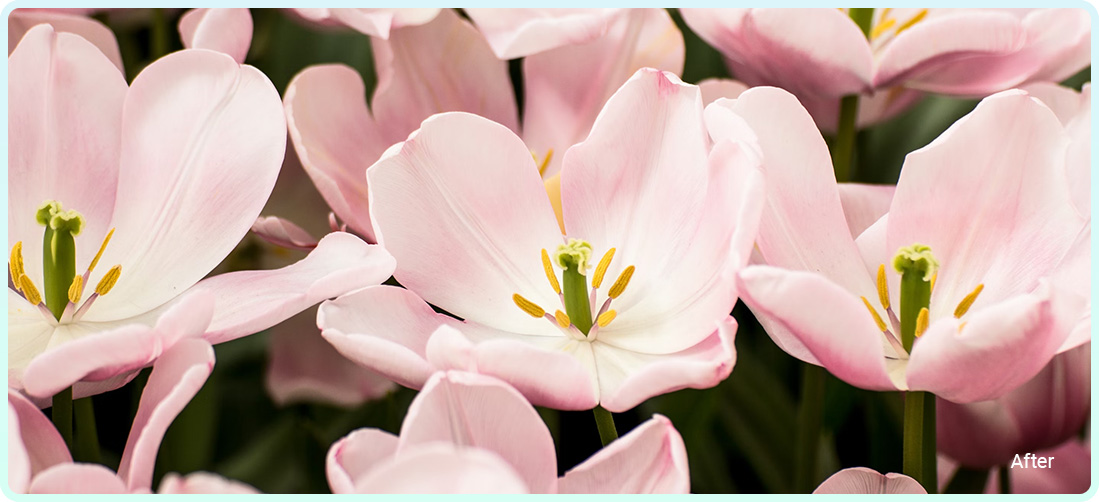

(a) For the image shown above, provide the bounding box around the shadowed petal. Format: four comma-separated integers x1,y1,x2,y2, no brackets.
559,415,689,493
814,467,926,494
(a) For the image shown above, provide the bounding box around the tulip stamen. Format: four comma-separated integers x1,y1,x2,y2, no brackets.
953,284,984,318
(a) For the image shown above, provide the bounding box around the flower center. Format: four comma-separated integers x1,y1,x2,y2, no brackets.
10,200,122,323
511,238,636,341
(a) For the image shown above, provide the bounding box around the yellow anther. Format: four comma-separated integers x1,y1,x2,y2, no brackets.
596,309,617,328
953,283,984,318
95,265,122,296
591,248,616,289
536,149,554,177
68,275,84,304
512,293,546,318
870,17,896,40
9,242,25,287
607,265,635,299
876,264,890,310
19,275,41,305
554,309,571,328
88,228,115,274
861,296,889,332
915,307,929,338
540,249,561,295
880,8,893,20
894,9,928,37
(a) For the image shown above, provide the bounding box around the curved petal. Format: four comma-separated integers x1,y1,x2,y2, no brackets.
9,9,123,71
326,428,399,494
465,8,620,59
398,371,558,494
698,78,748,105
367,112,563,335
737,266,898,391
522,8,684,177
183,232,394,345
251,216,318,251
266,307,395,408
9,24,126,290
353,444,529,494
1022,82,1086,124
157,472,260,494
560,415,689,493
837,183,895,239
813,467,926,494
178,8,253,63
1062,86,1090,217
117,338,215,491
89,49,286,322
8,390,71,478
29,463,127,494
372,9,518,143
21,292,214,398
9,404,30,494
8,290,56,391
887,90,1084,319
1025,9,1091,84
595,317,736,413
327,8,440,39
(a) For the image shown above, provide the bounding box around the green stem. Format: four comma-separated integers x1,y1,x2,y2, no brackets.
903,391,937,493
998,465,1011,494
73,397,101,464
42,225,77,320
52,387,73,450
898,271,931,352
831,94,860,183
793,364,826,493
151,8,170,60
592,406,618,446
561,265,593,335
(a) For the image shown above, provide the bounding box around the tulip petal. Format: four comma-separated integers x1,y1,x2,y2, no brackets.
158,472,260,494
9,291,56,391
9,10,123,72
522,8,683,176
353,444,529,494
8,24,125,290
117,338,215,491
398,371,558,494
559,415,689,493
813,467,926,494
9,404,30,494
327,8,440,39
367,112,563,335
8,390,71,479
1026,9,1091,84
89,48,286,322
29,463,127,494
372,9,518,142
838,183,895,239
251,216,319,251
465,8,620,59
698,78,748,105
178,8,253,63
326,428,399,494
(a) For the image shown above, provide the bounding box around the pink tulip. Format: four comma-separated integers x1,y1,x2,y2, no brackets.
709,86,1086,403
938,439,1091,494
318,69,762,412
290,8,440,39
464,8,624,59
7,25,396,401
9,338,258,494
177,8,252,64
326,371,689,494
8,9,123,71
814,467,926,494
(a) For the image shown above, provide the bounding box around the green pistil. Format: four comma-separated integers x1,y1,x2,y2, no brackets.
555,239,595,335
893,244,937,354
38,200,83,320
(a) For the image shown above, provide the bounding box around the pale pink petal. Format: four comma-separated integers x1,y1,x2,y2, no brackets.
522,9,683,176
737,266,898,391
117,338,215,491
8,290,56,391
284,64,387,241
251,215,319,251
398,371,558,494
681,8,872,98
8,390,71,477
178,8,252,63
9,404,30,494
157,472,260,494
353,444,529,494
326,428,399,494
327,8,440,39
1022,82,1086,123
8,24,125,289
29,463,128,494
564,70,762,354
88,49,286,322
22,292,214,398
184,232,394,345
838,183,895,239
559,415,689,493
9,9,123,72
1063,86,1090,216
372,9,518,143
1052,226,1089,352
813,467,926,494
367,112,563,335
887,90,1084,319
698,78,748,105
1025,9,1091,84
595,317,736,413
907,286,1062,402
465,8,621,59
266,307,395,408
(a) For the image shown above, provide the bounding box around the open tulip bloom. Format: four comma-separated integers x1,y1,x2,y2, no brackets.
319,68,763,413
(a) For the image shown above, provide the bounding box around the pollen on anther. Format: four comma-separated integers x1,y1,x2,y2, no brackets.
95,265,122,296
953,284,984,318
860,296,888,332
19,275,41,305
876,264,890,310
554,310,571,328
513,293,546,318
88,228,115,274
68,275,84,304
608,265,635,299
591,248,616,289
9,242,24,287
540,249,561,295
596,309,617,328
915,308,929,338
